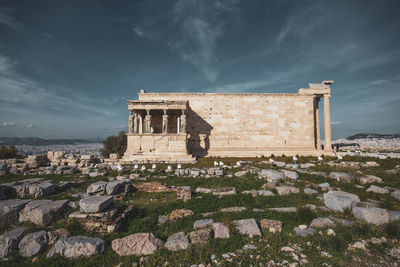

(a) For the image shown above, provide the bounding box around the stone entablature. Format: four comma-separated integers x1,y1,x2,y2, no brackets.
122,81,334,162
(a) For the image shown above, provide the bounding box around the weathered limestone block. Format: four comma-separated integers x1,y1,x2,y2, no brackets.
47,236,106,258
310,217,336,228
260,169,284,182
233,219,261,237
323,191,360,212
359,175,383,184
282,170,298,180
304,188,318,195
352,207,389,225
294,226,316,237
276,186,299,195
169,209,194,221
213,222,230,239
212,187,236,196
87,181,108,194
111,233,163,256
392,190,400,201
18,230,48,257
194,219,214,229
189,228,212,244
329,172,353,183
0,227,27,258
0,199,31,224
165,232,189,251
79,196,113,213
19,199,69,226
366,185,389,194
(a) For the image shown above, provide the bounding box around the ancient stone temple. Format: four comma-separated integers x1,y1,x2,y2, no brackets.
122,81,334,163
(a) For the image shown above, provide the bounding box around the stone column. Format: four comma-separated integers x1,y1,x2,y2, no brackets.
180,110,187,134
323,94,332,151
162,109,168,134
128,110,134,134
133,112,138,133
314,98,321,150
177,116,181,133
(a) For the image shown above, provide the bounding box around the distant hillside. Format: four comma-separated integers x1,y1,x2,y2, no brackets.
346,133,400,140
0,137,104,146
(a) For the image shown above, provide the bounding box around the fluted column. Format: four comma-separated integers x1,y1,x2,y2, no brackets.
323,95,332,151
314,98,321,150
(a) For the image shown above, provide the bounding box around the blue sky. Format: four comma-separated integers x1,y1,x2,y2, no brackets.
0,0,399,139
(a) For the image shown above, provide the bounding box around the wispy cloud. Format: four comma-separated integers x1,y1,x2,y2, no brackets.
0,6,23,30
133,26,144,37
1,121,15,127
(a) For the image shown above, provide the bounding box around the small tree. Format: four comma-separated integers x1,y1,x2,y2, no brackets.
0,145,19,159
101,131,127,158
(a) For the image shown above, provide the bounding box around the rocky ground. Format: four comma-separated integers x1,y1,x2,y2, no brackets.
0,155,400,266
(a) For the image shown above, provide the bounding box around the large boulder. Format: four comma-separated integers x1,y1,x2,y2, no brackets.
233,219,261,237
79,196,113,213
19,199,69,226
0,227,27,258
260,169,284,182
11,179,55,198
0,199,31,224
105,181,124,195
352,207,389,225
18,230,48,257
213,222,230,239
323,191,360,212
47,236,106,258
112,233,163,256
329,172,353,183
165,232,189,251
189,228,212,244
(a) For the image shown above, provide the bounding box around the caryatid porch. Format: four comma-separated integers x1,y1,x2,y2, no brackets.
122,100,196,163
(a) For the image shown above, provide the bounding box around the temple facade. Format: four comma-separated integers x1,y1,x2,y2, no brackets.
122,81,335,163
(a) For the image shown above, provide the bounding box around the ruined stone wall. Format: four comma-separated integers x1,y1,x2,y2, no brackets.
138,93,316,157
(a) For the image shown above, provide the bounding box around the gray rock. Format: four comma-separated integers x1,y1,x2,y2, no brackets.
18,230,47,257
233,219,261,237
0,199,31,224
391,190,400,201
213,222,230,239
389,211,400,221
282,170,298,180
359,175,383,184
19,199,69,226
304,188,318,195
329,172,353,183
105,181,124,195
323,191,360,212
194,219,214,229
212,187,236,196
366,185,389,194
47,236,105,258
273,161,286,167
294,227,316,237
352,207,389,225
86,181,108,194
189,228,212,244
165,232,189,251
310,217,336,228
260,169,284,182
0,227,27,258
111,233,163,256
79,196,113,213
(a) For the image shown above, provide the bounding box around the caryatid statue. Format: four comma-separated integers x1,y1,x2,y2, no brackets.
162,109,168,133
144,109,152,133
180,110,187,133
128,110,134,133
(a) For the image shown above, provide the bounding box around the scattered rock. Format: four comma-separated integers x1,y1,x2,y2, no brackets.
18,230,48,257
47,228,69,245
112,233,163,256
48,236,106,258
195,187,212,194
189,228,212,244
233,219,261,237
366,185,389,194
323,191,360,212
294,226,315,237
79,196,113,213
329,172,353,183
260,219,282,233
105,181,125,195
19,199,69,226
282,170,298,180
213,222,230,239
0,227,27,258
194,219,214,229
391,190,400,201
304,188,318,195
276,186,299,195
352,207,389,225
165,232,189,251
359,175,383,184
86,181,108,194
234,171,248,177
212,187,236,196
310,218,336,228
169,209,194,221
260,169,284,182
389,211,400,221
